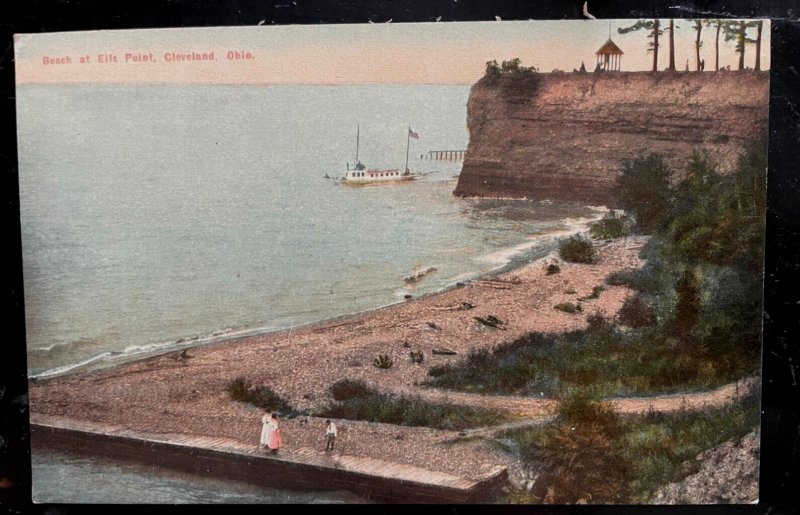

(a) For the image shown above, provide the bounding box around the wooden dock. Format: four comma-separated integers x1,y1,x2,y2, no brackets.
30,415,508,503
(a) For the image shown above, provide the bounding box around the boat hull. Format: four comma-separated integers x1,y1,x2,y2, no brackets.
340,175,416,186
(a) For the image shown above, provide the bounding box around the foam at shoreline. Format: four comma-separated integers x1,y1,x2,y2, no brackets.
30,210,607,381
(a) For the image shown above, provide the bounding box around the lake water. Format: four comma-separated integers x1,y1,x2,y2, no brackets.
18,83,602,378
18,83,602,502
31,449,371,504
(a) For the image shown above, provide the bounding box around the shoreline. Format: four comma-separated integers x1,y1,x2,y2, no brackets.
29,235,647,485
31,213,605,381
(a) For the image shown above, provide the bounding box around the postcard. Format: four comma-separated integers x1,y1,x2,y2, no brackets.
15,19,768,504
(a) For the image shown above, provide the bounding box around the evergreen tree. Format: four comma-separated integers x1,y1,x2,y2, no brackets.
618,20,663,72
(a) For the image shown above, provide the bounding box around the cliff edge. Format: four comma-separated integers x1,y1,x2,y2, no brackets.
453,71,769,204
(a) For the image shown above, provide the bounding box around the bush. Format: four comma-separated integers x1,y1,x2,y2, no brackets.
250,385,292,412
579,285,605,301
534,390,627,503
373,354,394,369
586,313,610,332
557,388,619,432
558,235,596,264
226,377,291,412
227,376,251,402
554,302,582,314
590,213,630,239
409,351,424,363
618,295,656,327
546,264,561,275
328,379,372,401
319,387,508,430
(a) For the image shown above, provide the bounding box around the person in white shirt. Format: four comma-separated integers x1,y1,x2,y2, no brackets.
259,411,273,451
325,419,337,452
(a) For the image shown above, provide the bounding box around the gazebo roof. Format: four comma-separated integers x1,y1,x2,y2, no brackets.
595,39,624,55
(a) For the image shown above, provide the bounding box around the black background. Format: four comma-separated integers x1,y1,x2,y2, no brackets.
1,1,799,514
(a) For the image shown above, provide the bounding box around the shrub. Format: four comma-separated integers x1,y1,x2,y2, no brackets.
328,379,372,401
558,235,596,264
590,213,630,239
250,385,291,412
409,351,424,363
586,313,609,332
226,376,251,402
534,390,627,503
557,388,619,433
579,285,605,301
373,354,394,369
475,315,503,328
554,302,582,314
319,388,508,430
226,377,291,412
427,364,450,378
618,295,657,327
546,263,561,275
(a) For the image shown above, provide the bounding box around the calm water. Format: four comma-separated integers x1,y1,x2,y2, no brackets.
18,83,601,503
32,450,371,504
18,83,602,378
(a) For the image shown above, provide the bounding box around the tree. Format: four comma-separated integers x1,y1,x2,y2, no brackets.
723,20,757,70
705,20,724,71
667,19,677,71
618,20,662,72
673,268,701,343
692,20,704,71
754,20,763,71
614,154,673,233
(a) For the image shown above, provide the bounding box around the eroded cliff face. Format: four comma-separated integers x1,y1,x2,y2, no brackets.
454,72,769,204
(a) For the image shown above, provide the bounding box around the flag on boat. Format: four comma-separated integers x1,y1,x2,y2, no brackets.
408,128,419,139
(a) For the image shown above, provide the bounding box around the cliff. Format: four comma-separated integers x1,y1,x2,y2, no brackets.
453,71,769,204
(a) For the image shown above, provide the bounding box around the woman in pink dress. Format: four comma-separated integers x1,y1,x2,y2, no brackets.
267,413,283,454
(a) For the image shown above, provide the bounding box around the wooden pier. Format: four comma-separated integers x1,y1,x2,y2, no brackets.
30,415,508,503
425,150,466,161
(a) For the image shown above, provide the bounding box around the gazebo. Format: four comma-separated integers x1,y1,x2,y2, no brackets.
595,39,624,71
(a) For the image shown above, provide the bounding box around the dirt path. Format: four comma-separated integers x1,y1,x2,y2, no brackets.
394,375,758,419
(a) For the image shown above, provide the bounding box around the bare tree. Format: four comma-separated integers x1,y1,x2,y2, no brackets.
667,19,676,71
754,20,763,71
704,19,724,71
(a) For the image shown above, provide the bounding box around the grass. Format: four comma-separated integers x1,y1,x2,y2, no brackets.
425,318,758,398
501,385,760,503
318,383,508,431
619,390,760,502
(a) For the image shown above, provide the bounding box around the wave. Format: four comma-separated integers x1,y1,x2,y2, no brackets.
31,352,116,379
29,324,284,380
477,211,604,270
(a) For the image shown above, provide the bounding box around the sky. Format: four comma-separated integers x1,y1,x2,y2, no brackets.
14,19,771,85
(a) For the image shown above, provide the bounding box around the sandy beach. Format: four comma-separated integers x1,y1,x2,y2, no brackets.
29,236,648,482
